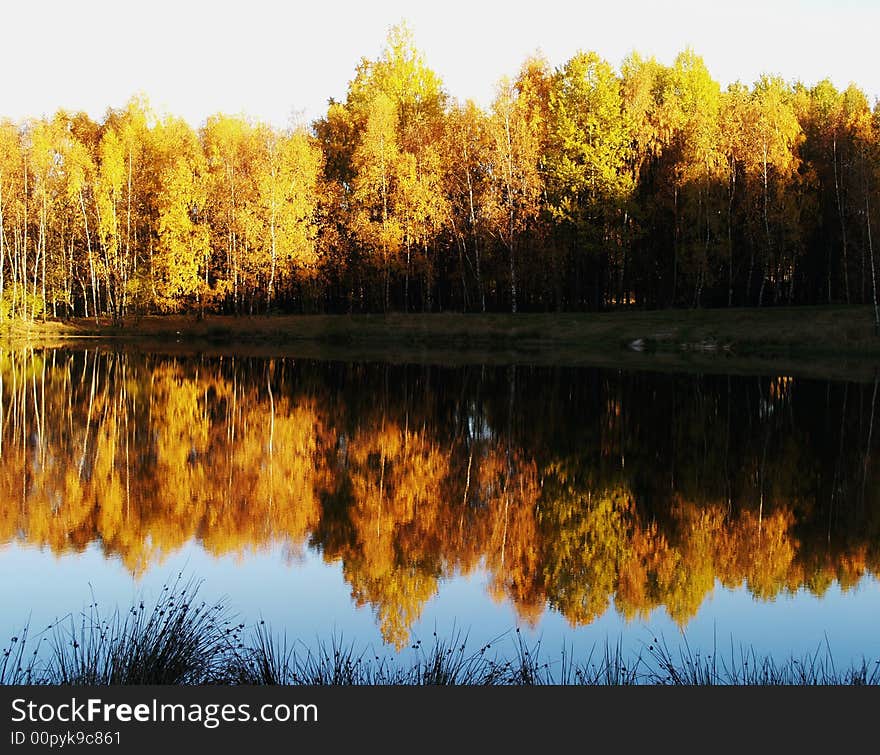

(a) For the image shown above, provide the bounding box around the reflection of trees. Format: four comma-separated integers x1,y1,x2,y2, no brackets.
331,420,448,648
0,350,325,574
0,349,878,647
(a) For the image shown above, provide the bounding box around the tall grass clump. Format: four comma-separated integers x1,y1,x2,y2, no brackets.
401,628,508,685
48,576,239,685
230,626,377,685
643,634,880,686
230,625,503,685
565,637,646,685
231,625,556,685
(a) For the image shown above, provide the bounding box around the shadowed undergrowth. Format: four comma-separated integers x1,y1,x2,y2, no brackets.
3,579,878,686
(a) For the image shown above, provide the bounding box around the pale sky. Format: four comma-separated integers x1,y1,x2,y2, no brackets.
2,0,878,130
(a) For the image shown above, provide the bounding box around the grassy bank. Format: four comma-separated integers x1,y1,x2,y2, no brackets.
3,306,879,381
3,580,878,686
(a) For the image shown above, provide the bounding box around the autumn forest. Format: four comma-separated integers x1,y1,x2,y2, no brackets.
0,25,878,321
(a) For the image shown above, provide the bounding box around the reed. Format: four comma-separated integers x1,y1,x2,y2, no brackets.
46,576,238,685
4,582,878,686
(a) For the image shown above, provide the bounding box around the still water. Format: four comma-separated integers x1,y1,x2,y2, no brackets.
0,347,878,666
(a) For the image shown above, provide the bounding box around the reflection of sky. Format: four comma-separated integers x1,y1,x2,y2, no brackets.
2,541,878,672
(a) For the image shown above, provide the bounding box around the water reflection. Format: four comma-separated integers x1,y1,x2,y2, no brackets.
0,348,877,648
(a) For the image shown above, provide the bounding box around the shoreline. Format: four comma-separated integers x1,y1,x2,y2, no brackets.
1,306,878,381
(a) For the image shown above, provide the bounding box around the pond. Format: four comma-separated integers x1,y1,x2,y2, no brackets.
0,346,878,668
